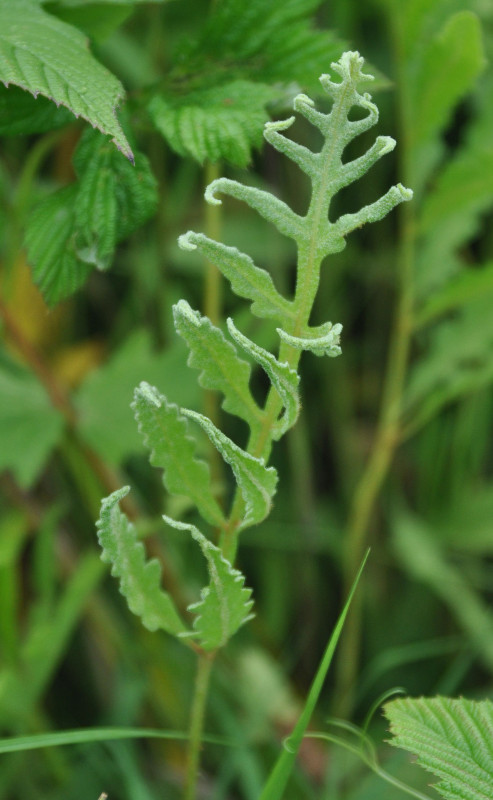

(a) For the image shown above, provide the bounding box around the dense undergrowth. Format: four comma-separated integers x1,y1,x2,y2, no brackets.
1,1,493,799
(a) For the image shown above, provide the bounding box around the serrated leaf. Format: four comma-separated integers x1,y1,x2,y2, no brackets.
410,11,484,147
0,84,73,135
385,696,493,800
178,231,294,323
149,80,277,167
184,0,346,96
97,487,186,636
0,0,132,159
226,317,300,440
0,351,64,487
25,185,93,305
173,300,262,432
182,410,277,530
162,516,253,650
132,382,225,527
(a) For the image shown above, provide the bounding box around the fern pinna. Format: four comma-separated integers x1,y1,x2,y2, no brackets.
96,51,412,655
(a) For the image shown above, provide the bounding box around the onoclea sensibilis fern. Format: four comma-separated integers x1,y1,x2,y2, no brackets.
96,50,412,795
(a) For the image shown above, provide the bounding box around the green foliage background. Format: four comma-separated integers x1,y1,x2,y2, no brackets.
1,0,493,798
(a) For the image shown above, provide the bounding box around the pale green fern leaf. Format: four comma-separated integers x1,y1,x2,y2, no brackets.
97,488,186,636
173,300,263,432
178,232,294,323
226,318,300,440
132,383,225,527
162,516,254,651
182,410,278,529
384,696,493,800
0,0,132,159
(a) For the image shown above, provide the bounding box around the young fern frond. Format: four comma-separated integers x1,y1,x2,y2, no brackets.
96,51,412,653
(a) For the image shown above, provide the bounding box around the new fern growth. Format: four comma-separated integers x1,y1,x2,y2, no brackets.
96,52,411,780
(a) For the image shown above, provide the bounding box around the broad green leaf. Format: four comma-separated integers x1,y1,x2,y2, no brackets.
385,696,493,800
149,80,277,167
404,296,493,432
0,0,132,159
25,185,93,305
226,318,300,440
162,516,254,650
72,128,158,269
76,329,200,466
173,300,262,431
416,262,493,328
96,487,186,636
132,382,225,527
0,351,64,487
182,410,278,530
178,231,294,323
0,84,72,135
410,12,484,147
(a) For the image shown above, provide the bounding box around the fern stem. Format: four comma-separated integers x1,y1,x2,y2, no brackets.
334,17,415,718
184,651,214,800
203,161,225,506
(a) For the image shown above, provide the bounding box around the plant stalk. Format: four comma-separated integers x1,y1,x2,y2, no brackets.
334,12,415,717
184,651,214,800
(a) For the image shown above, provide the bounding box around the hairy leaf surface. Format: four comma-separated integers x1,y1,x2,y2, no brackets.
162,516,253,650
173,301,262,431
97,488,186,635
178,232,294,323
385,696,493,800
183,410,278,529
0,0,132,158
132,383,225,527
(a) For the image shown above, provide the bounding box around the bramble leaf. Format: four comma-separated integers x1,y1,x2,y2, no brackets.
173,300,262,432
162,516,254,650
97,488,186,636
132,383,225,527
385,696,493,800
178,232,294,323
182,410,278,530
0,0,132,159
149,80,277,167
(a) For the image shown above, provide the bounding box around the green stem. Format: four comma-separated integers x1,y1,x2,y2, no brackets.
184,652,214,800
334,14,415,717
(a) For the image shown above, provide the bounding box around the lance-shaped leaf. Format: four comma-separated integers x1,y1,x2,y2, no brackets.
132,383,225,527
96,488,186,636
227,318,300,440
205,178,303,242
162,516,254,651
182,410,278,530
0,0,132,160
277,322,343,358
173,300,263,432
178,232,294,323
384,696,493,800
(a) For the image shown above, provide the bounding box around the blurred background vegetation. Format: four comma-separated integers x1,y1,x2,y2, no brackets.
1,0,493,797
